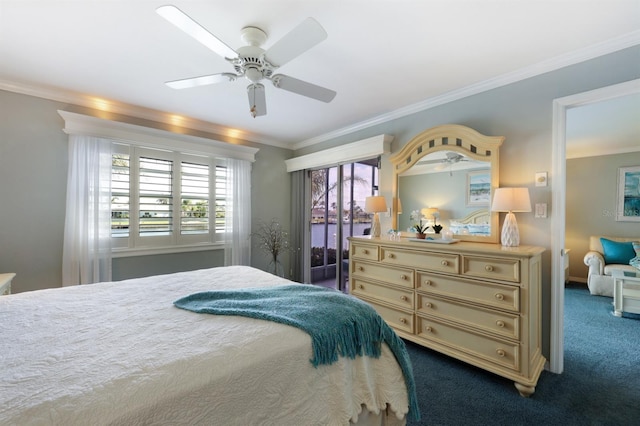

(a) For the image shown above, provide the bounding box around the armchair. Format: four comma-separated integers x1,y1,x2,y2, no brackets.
584,236,639,296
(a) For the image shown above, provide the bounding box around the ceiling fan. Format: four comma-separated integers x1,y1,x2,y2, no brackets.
156,5,337,118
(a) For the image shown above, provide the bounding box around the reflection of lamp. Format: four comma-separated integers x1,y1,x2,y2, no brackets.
491,188,531,247
421,207,442,233
365,196,387,238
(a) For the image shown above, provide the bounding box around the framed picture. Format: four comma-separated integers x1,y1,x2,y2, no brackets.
616,165,640,222
466,171,491,206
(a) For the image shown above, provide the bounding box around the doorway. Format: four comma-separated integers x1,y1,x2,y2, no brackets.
309,160,379,291
550,78,640,374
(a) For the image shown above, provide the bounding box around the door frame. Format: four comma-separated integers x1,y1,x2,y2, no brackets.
550,78,640,374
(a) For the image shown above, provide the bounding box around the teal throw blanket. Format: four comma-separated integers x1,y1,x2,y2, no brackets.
174,284,420,421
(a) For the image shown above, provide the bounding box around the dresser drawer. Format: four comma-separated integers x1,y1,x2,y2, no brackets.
351,278,414,310
417,294,519,340
462,255,520,283
380,247,459,274
351,260,414,289
416,315,520,371
364,299,414,334
416,272,519,312
350,242,379,261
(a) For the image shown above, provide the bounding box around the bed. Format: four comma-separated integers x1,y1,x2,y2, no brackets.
449,209,491,235
1,266,416,425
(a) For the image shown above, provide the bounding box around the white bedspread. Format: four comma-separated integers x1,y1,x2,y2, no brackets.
1,266,408,425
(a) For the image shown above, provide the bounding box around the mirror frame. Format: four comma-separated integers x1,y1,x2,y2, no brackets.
390,124,504,243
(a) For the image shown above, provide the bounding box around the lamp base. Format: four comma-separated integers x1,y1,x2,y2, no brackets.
500,212,520,247
371,213,381,238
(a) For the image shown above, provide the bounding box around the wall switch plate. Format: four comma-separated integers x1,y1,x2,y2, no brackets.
535,172,548,187
535,203,547,218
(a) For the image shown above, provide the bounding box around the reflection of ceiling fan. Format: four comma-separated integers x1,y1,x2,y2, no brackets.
156,5,337,118
418,152,470,169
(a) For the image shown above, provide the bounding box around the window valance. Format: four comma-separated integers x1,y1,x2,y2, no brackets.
58,111,259,162
285,134,393,172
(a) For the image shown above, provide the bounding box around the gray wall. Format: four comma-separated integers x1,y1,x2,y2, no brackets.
0,90,293,293
294,45,640,358
566,152,640,282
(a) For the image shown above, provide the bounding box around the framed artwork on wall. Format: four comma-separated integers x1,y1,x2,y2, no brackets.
466,171,491,206
616,165,640,222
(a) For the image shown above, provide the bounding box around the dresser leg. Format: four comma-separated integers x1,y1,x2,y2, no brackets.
514,382,535,397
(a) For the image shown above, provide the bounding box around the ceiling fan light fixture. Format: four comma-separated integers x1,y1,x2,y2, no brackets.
245,67,263,83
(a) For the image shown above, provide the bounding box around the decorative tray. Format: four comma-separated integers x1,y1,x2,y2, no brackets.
408,238,459,244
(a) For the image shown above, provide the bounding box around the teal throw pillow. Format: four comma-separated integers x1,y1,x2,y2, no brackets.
600,238,636,265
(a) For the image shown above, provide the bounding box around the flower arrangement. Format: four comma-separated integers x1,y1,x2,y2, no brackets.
252,219,291,276
410,210,430,234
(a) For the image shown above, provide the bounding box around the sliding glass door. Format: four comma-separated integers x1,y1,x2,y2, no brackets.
309,159,379,291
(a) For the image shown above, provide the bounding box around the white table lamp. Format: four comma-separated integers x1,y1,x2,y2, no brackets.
491,188,531,247
364,196,387,238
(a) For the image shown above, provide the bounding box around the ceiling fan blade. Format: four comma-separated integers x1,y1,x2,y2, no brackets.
166,73,237,89
271,74,336,103
156,5,237,59
247,83,266,117
264,17,327,67
418,158,446,166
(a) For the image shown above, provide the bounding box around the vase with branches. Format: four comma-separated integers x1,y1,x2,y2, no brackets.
252,219,291,277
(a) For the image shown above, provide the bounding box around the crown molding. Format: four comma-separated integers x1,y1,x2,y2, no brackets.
0,79,289,149
292,30,640,150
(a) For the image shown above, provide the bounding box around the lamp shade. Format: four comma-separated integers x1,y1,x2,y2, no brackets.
364,196,387,213
491,188,531,213
421,207,439,218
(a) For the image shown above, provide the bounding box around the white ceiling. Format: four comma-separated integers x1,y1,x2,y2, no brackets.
1,1,639,150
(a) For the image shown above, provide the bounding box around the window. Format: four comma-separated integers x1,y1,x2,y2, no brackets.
59,110,258,260
110,144,226,250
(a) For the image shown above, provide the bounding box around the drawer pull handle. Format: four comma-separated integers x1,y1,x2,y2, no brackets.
424,280,432,286
485,265,494,272
496,349,506,357
400,317,407,324
358,266,364,272
424,302,432,308
358,284,364,290
495,293,505,301
401,295,408,301
362,249,369,255
388,253,395,259
400,274,407,280
496,320,505,328
424,326,433,333
441,260,448,266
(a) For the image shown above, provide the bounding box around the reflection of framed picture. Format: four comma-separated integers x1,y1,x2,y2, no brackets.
617,165,640,222
466,171,491,206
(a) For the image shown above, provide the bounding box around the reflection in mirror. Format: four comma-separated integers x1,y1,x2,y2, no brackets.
390,124,504,243
398,151,491,236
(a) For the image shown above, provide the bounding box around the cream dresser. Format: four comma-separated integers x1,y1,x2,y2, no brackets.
348,236,546,397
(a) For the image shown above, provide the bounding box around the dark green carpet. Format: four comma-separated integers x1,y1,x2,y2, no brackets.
405,283,640,425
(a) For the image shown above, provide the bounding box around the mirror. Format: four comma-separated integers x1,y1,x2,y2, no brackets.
390,124,504,243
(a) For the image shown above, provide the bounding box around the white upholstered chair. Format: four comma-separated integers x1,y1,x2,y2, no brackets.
583,236,639,297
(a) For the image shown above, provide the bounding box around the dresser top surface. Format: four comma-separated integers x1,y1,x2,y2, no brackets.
348,236,545,258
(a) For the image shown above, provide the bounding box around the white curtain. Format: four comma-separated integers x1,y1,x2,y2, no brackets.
62,135,113,285
224,158,252,265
